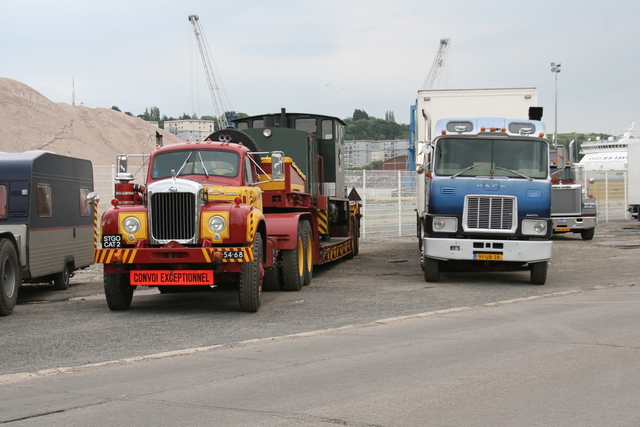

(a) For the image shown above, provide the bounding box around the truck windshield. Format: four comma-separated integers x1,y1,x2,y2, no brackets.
434,138,548,179
151,150,239,179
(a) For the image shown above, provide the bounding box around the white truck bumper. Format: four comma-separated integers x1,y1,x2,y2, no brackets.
423,237,552,263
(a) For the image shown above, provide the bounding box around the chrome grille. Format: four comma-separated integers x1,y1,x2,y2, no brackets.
552,187,581,216
150,192,196,242
465,196,515,231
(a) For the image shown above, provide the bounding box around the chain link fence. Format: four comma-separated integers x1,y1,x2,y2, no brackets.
91,166,632,240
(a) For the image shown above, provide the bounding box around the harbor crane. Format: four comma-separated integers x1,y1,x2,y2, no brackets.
421,38,450,90
188,14,234,130
408,38,451,171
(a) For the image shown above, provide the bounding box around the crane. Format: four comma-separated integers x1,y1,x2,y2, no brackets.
421,38,450,90
188,14,234,130
407,38,451,171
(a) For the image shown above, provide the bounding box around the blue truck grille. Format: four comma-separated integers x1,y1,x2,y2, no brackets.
465,196,515,231
150,192,196,241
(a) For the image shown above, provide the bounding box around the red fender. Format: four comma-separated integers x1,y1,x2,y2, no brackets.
264,212,311,251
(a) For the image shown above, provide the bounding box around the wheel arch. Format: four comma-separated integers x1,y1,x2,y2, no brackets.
264,212,313,251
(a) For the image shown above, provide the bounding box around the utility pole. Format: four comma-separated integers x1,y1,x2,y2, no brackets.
551,62,561,146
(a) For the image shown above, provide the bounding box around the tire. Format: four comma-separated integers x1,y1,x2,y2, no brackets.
530,261,548,285
239,233,262,312
262,265,282,292
104,272,134,310
302,221,313,286
52,263,70,290
424,257,440,282
0,239,20,316
580,228,595,241
282,222,305,292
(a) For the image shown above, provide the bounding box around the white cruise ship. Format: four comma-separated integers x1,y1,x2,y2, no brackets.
578,122,635,171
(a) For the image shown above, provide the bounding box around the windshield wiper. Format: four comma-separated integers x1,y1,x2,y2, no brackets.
197,151,209,177
175,152,194,177
494,166,533,181
450,162,488,178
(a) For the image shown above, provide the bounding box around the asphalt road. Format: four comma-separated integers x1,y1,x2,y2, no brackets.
1,220,639,378
1,265,639,425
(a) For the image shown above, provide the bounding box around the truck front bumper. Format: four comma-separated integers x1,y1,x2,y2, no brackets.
552,216,597,232
423,237,552,263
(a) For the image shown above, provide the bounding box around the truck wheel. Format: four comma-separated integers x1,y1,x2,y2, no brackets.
424,257,440,282
580,228,595,241
239,233,262,312
530,261,548,285
282,222,305,291
0,239,20,316
104,272,134,310
302,221,313,286
52,264,70,290
262,265,282,292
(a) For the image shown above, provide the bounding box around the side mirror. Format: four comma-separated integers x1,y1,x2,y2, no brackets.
270,151,284,181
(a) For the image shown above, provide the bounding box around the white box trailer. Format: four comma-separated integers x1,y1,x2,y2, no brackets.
628,139,640,219
415,88,539,144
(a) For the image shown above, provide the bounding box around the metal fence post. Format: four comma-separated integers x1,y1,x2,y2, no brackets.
398,170,402,236
362,169,367,238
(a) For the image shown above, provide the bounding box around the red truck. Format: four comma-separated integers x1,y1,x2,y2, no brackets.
95,111,360,312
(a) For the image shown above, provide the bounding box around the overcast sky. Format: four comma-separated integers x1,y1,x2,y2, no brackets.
2,0,639,134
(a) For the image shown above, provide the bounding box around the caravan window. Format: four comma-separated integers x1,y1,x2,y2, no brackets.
37,184,52,217
79,188,92,216
0,185,6,218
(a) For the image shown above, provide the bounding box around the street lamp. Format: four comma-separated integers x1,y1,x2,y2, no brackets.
551,62,561,146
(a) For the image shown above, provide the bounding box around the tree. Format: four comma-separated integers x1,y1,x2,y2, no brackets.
352,109,369,121
385,111,395,123
138,106,161,122
111,106,121,112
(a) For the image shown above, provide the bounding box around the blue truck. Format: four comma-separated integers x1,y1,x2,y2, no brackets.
415,112,553,285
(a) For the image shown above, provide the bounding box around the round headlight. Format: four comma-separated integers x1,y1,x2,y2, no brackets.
209,215,226,233
433,218,446,230
123,216,141,234
534,221,547,234
263,128,272,138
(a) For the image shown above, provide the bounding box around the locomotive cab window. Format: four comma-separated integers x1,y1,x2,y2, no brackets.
322,119,333,140
37,184,52,217
295,118,317,133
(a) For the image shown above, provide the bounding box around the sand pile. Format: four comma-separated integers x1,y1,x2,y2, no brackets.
0,77,182,165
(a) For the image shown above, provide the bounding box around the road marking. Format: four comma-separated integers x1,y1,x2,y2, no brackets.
0,284,623,385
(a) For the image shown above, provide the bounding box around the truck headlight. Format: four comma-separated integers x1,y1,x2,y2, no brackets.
208,215,226,233
123,216,141,234
522,219,547,235
432,216,457,232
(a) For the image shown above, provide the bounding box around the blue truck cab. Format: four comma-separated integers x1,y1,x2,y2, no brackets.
417,117,553,284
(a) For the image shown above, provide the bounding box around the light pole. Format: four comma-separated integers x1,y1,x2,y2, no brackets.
551,62,561,146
